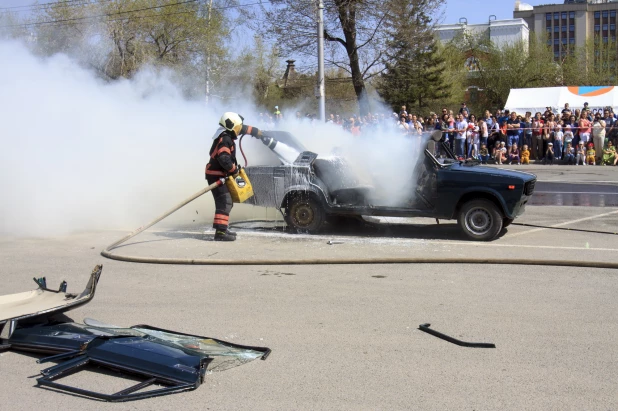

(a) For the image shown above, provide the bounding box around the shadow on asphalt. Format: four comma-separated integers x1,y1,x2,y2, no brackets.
152,220,508,242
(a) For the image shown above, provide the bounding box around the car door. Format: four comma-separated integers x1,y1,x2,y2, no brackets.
413,151,439,208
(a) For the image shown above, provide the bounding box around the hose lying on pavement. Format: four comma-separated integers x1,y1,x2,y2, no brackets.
101,186,618,270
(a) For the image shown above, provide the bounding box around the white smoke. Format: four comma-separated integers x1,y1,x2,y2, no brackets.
0,39,273,236
0,39,422,237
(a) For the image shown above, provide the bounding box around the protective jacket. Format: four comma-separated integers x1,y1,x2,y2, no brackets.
206,130,238,177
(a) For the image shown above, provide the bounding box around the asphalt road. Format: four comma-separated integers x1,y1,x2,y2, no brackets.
1,201,617,410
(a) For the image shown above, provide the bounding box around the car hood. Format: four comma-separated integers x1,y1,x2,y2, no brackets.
449,163,536,181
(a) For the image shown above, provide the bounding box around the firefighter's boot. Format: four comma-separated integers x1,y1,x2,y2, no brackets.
214,230,236,242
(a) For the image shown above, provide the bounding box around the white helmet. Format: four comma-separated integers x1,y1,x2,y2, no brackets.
219,112,244,136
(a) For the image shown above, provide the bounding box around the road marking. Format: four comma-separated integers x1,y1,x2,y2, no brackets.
164,230,618,252
535,191,618,195
509,209,618,238
430,241,618,252
537,180,618,185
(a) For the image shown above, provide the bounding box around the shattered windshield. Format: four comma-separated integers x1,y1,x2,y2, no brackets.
80,319,265,372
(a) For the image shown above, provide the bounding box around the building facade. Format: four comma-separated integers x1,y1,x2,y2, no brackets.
436,18,530,49
514,0,618,59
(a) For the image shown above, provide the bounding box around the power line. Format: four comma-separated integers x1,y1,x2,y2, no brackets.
0,0,102,11
2,0,199,27
0,1,268,29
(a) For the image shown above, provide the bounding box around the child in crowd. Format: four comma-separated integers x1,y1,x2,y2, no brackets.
576,140,586,165
544,142,555,165
586,142,596,165
466,123,479,159
602,140,616,165
553,124,563,160
563,124,574,151
521,144,530,164
479,143,490,164
508,143,521,165
564,142,575,165
492,142,502,163
494,141,507,164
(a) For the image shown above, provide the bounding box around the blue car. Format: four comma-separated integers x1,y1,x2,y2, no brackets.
245,131,536,241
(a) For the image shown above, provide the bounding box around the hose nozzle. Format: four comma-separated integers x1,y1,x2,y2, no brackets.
260,136,277,150
240,124,262,138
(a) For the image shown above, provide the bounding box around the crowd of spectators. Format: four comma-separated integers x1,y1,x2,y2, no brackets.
313,102,618,166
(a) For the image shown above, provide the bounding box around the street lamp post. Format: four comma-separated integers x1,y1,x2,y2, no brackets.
317,0,326,122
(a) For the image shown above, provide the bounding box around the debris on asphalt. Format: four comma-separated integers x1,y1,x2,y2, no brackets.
10,320,270,402
1,266,271,402
418,323,496,348
327,240,344,245
1,265,102,343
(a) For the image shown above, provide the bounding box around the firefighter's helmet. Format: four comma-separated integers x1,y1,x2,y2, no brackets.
219,112,244,136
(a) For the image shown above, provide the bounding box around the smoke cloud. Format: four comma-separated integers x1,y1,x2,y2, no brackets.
0,39,421,237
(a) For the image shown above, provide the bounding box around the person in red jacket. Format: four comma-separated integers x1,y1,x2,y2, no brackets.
206,112,261,241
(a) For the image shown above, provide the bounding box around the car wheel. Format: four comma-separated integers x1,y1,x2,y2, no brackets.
458,199,503,241
503,218,514,228
284,195,325,233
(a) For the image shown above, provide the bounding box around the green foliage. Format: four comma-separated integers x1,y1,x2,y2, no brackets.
26,0,230,91
374,0,448,115
439,32,561,111
560,37,618,85
376,39,450,115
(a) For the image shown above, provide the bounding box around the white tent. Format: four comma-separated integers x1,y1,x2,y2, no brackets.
504,86,617,114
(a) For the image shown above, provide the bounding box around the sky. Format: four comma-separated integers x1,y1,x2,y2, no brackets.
442,0,550,24
1,0,559,25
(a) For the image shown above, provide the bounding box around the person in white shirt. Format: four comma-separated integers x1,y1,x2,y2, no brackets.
454,114,468,157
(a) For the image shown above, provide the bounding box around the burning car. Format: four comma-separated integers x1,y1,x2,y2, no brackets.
245,130,536,241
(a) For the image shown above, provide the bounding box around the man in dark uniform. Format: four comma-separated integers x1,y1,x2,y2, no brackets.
206,112,261,241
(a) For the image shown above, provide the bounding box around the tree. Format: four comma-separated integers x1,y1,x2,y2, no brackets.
28,0,231,89
376,0,448,114
560,37,618,86
258,0,443,115
446,32,559,110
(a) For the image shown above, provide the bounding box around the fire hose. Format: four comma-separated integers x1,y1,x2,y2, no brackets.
100,186,618,269
101,131,618,269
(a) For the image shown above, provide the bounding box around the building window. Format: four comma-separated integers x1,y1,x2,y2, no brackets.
603,11,609,18
603,37,608,43
570,11,575,19
554,12,559,20
570,24,575,31
554,38,559,45
595,11,601,18
569,38,575,44
611,11,616,18
603,24,608,30
555,26,560,32
611,24,616,30
595,25,601,31
562,26,567,32
562,38,567,44
554,52,560,58
547,39,552,45
546,26,552,33
561,12,567,20
546,13,552,20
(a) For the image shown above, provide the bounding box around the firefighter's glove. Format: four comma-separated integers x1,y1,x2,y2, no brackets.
231,165,241,179
240,125,262,138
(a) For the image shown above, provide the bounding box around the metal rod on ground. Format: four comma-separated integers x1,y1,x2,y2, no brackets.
103,179,223,252
317,0,326,122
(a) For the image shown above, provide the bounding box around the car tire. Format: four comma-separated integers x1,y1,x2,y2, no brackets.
284,194,325,233
503,218,514,228
458,199,503,241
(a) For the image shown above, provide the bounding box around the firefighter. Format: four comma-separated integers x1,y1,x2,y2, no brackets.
206,112,261,241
